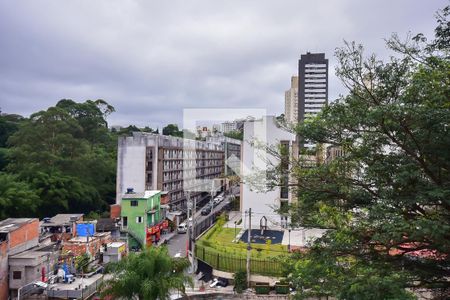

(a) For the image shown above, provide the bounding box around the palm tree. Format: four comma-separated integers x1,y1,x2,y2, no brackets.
101,246,193,300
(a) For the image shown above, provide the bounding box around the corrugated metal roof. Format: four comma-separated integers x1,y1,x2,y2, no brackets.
122,190,161,199
0,218,37,233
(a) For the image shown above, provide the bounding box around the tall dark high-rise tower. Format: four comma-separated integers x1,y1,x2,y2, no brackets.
298,52,328,148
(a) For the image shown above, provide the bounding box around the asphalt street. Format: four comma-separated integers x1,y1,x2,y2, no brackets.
167,186,239,257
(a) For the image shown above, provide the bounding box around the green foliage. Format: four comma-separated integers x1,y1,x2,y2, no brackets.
102,247,192,300
0,172,40,219
233,270,247,293
162,124,183,137
338,270,416,300
84,211,101,221
75,253,90,273
224,130,243,141
285,7,450,298
3,99,117,218
0,114,25,171
0,113,23,148
266,238,272,251
114,124,157,136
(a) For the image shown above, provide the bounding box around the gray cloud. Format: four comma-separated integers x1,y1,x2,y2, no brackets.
0,0,445,128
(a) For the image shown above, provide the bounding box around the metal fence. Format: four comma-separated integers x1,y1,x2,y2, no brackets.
46,275,103,299
192,213,217,239
195,244,284,277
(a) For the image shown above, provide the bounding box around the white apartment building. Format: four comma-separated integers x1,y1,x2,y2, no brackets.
221,121,238,133
240,116,296,228
284,76,299,124
116,132,224,211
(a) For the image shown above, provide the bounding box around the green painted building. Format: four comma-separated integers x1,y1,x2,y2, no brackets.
121,190,162,248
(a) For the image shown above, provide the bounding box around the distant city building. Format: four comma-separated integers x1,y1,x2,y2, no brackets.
285,76,299,124
241,116,296,227
298,52,328,149
221,121,238,133
325,144,345,164
206,136,242,176
116,132,224,211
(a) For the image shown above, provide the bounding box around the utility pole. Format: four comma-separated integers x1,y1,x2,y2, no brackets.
210,180,215,212
186,191,191,259
246,208,252,286
191,193,197,272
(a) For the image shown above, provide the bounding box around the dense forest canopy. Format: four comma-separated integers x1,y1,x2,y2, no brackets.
0,99,118,218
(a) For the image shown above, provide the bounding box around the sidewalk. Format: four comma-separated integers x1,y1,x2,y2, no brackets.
224,211,242,228
158,231,177,245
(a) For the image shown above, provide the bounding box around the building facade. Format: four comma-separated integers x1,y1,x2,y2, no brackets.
285,76,299,124
8,245,60,299
0,218,40,300
221,121,238,133
298,52,328,149
240,116,296,228
116,132,225,211
206,136,242,176
120,190,166,248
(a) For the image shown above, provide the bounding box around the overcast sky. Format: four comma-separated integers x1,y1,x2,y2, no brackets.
0,1,445,129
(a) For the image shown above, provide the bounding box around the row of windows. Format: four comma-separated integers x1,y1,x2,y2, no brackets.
304,105,325,109
160,149,224,160
305,101,326,105
305,89,326,93
304,69,327,73
121,216,149,227
304,74,326,78
305,78,326,83
305,84,326,88
305,93,326,97
305,63,327,68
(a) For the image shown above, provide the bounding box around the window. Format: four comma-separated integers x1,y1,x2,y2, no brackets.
136,216,143,223
122,216,128,227
130,200,138,207
13,271,21,280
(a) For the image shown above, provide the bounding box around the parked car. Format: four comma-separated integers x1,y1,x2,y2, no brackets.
213,198,221,205
210,277,229,288
201,206,212,215
177,223,188,233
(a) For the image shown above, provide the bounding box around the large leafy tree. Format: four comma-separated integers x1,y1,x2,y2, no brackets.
102,247,192,300
0,172,40,219
162,123,183,137
285,7,449,299
0,113,25,171
6,99,117,217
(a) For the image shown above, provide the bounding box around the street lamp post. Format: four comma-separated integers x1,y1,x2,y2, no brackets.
234,221,237,238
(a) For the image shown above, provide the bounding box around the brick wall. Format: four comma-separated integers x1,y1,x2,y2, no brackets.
110,204,121,219
0,242,8,300
9,219,39,250
63,234,112,257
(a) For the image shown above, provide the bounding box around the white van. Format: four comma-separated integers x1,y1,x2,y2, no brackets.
177,223,188,234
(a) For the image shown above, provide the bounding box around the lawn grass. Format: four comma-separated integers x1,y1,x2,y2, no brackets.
198,225,288,259
195,222,288,276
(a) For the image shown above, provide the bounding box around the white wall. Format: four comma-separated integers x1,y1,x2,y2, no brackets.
241,116,295,228
116,135,148,204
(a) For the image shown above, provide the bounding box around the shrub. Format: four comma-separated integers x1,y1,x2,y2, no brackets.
233,270,247,293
